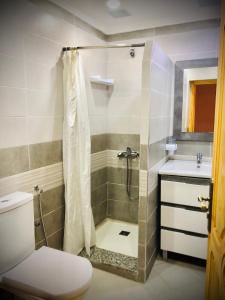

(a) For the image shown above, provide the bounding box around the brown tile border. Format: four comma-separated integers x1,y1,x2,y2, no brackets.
0,145,29,178
29,140,62,170
107,133,140,151
140,144,147,170
107,167,139,186
91,167,107,189
91,134,107,153
107,199,139,223
91,183,107,207
108,183,139,202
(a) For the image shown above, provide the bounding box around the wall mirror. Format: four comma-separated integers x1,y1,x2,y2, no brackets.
173,58,218,142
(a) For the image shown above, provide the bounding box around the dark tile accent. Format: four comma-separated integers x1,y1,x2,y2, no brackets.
93,201,107,226
108,183,139,202
138,244,146,269
138,221,146,245
91,183,107,207
35,240,45,250
91,134,107,153
29,140,62,170
137,268,146,283
47,229,64,250
146,230,158,265
107,134,140,151
91,167,107,190
107,167,139,186
0,145,29,178
146,249,158,281
149,139,166,168
107,200,138,223
140,144,147,170
33,185,65,219
43,206,65,236
147,208,157,242
138,196,147,222
147,187,158,219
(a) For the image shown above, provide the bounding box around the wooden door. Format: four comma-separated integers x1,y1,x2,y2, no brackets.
205,1,225,299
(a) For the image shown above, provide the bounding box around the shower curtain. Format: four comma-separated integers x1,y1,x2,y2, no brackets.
62,50,95,256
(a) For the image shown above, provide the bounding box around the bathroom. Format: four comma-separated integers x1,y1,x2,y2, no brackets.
0,0,224,299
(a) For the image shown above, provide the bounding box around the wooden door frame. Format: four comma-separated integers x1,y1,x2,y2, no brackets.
205,0,225,299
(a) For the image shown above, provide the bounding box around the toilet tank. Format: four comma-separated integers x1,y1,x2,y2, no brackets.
0,192,35,275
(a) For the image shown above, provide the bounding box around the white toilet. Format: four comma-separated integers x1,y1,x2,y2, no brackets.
0,191,92,300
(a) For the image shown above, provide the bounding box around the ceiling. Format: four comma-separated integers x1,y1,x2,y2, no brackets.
50,0,220,35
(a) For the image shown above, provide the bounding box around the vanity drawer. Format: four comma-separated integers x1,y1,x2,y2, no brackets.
161,229,208,259
161,180,209,207
161,205,208,235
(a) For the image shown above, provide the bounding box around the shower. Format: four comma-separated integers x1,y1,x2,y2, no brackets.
62,42,146,281
117,147,139,198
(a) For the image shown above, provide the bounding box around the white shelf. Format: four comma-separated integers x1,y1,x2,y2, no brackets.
90,75,114,86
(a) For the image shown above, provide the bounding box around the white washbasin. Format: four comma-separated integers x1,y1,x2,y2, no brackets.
159,160,212,178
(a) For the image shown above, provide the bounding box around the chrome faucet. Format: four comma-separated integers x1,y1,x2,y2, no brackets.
197,152,203,168
117,147,139,159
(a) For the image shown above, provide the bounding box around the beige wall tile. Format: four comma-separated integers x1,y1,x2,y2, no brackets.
0,54,25,88
0,117,28,149
27,116,63,144
0,87,26,117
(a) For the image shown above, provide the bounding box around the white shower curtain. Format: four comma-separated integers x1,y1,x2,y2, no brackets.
62,50,95,256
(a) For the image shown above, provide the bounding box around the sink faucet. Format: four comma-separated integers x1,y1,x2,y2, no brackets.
197,153,203,168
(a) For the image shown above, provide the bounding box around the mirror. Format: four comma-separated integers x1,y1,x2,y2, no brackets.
182,66,217,133
173,58,218,142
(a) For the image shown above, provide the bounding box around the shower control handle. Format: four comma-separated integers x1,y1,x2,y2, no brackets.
117,148,139,159
117,151,128,159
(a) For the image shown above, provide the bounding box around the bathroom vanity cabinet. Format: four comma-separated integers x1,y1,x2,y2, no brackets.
159,175,211,260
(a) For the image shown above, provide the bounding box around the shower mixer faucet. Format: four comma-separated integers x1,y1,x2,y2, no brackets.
117,147,139,159
117,147,139,199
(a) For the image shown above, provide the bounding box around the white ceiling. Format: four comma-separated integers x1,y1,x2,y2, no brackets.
50,0,220,35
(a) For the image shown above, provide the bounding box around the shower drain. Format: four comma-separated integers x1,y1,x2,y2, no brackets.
119,230,130,236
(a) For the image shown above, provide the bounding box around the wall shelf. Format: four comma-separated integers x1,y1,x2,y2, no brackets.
90,75,114,86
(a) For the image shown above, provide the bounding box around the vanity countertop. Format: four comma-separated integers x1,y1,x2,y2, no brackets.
159,159,212,178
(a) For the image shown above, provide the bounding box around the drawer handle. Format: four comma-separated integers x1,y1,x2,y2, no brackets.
198,196,210,212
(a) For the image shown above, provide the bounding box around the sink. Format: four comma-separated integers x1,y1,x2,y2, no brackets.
159,160,212,178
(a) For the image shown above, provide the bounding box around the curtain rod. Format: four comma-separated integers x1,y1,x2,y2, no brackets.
62,43,145,51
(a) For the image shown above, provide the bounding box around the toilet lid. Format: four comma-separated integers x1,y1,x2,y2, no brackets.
2,246,92,300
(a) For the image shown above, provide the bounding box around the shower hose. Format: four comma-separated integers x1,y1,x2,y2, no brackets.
126,157,132,199
34,185,48,247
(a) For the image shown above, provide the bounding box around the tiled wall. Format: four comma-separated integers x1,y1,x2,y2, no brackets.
91,134,108,226
90,134,140,225
138,42,174,282
107,134,140,223
108,20,219,63
0,0,107,250
33,185,65,249
175,141,213,158
106,47,143,135
0,0,218,279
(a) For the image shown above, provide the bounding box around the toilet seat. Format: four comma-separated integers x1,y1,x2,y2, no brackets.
2,246,92,300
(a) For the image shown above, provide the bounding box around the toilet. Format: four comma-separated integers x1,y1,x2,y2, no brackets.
0,192,92,300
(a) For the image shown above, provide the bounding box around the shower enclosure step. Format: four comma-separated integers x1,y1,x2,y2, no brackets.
96,218,138,257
